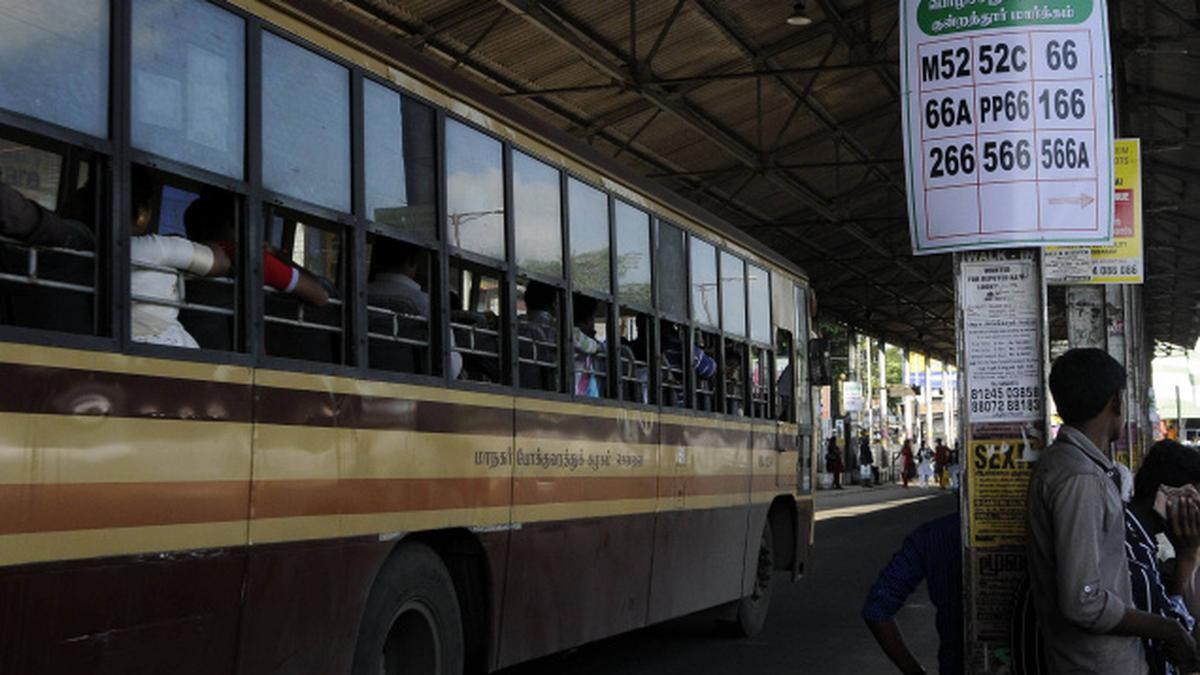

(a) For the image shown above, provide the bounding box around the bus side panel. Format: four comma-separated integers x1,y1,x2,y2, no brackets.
497,407,657,668
497,514,657,668
234,539,390,675
0,355,254,674
0,552,247,675
648,422,750,621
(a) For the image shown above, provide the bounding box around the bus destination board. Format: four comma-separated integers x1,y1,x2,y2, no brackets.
900,1,1115,254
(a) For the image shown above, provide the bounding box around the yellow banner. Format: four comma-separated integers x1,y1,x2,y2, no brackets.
1044,139,1143,284
967,437,1040,548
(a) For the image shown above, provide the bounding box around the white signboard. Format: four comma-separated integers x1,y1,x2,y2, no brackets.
961,253,1043,422
901,1,1114,254
842,381,864,413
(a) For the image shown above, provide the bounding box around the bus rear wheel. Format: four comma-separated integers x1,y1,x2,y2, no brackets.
728,519,775,637
352,542,465,675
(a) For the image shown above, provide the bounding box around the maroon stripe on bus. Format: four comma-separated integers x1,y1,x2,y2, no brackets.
250,477,510,519
0,481,249,534
0,362,252,422
660,423,751,448
680,475,751,496
515,408,658,444
751,474,781,492
253,387,514,435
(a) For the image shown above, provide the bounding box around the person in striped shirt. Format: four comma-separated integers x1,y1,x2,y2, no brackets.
1125,441,1200,675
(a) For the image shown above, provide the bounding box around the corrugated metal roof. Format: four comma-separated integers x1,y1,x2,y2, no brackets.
328,0,1199,359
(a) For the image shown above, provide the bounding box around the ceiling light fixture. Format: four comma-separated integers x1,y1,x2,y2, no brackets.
786,0,813,26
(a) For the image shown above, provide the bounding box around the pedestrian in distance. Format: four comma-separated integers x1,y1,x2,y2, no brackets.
860,431,878,487
1026,348,1196,674
934,438,951,490
827,435,844,490
901,439,916,488
863,510,963,675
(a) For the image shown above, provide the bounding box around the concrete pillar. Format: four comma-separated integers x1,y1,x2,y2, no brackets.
924,356,933,449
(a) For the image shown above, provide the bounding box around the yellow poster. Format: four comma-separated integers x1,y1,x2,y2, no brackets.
1044,139,1143,284
967,438,1040,548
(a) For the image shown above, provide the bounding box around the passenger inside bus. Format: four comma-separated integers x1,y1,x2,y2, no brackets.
184,193,329,307
662,328,717,407
369,238,461,379
621,314,650,403
724,345,745,416
518,280,559,390
0,180,94,249
129,175,232,348
572,294,605,397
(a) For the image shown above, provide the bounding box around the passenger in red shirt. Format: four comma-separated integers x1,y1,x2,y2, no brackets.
183,194,328,306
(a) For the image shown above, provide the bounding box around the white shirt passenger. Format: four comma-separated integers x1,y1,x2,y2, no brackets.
130,234,214,348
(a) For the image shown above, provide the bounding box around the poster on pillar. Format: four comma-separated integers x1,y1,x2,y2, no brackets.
1043,138,1144,283
967,437,1040,547
961,253,1043,423
899,0,1115,255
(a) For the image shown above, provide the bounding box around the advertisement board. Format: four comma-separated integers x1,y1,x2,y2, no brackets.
1044,138,1143,283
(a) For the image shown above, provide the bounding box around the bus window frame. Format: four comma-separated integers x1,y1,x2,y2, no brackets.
122,161,249,359
0,124,115,353
0,1,819,409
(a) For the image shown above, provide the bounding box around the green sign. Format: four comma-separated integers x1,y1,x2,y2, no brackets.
917,0,1092,36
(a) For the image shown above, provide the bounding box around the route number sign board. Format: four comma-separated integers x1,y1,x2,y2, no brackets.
901,1,1115,255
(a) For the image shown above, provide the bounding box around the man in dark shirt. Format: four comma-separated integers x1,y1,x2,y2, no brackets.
863,511,963,675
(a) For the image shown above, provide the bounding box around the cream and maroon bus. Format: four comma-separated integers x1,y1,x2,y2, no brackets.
0,1,818,673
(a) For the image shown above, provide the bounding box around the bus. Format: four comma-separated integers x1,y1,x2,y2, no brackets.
0,1,818,673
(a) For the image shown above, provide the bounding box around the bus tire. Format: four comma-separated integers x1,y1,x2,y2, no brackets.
352,541,465,675
728,519,775,638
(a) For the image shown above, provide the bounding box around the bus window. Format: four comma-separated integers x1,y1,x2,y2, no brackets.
659,320,688,408
128,166,242,351
656,221,687,321
366,233,436,376
723,340,746,416
0,136,100,336
446,120,505,261
263,206,342,363
618,309,651,404
450,261,505,383
615,201,651,309
568,179,609,295
262,32,351,212
689,238,717,329
720,251,746,339
749,345,771,419
517,279,562,392
748,264,771,345
571,292,609,398
131,0,245,179
694,328,719,412
512,151,563,278
364,81,436,242
0,0,108,137
776,329,796,423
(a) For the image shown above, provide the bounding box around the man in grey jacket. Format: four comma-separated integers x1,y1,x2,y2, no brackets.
1027,348,1196,674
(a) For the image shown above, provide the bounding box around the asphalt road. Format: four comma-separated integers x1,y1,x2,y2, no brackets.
499,485,958,675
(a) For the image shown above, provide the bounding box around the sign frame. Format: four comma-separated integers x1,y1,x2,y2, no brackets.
901,0,1116,255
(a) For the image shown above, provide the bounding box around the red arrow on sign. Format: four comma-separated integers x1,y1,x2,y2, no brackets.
1048,193,1096,209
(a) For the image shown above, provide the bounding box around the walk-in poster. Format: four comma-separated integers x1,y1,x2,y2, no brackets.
900,0,1115,254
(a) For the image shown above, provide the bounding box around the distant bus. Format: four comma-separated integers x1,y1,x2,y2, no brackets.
0,1,818,673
